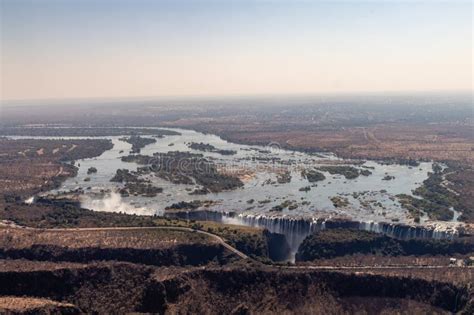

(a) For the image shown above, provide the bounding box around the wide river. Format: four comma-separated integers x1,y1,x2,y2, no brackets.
28,127,459,229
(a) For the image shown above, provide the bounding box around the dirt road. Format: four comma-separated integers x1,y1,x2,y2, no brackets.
5,225,473,270
9,225,250,260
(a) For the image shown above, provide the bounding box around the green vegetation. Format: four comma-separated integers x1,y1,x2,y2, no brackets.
120,135,157,153
201,223,268,259
110,169,139,183
397,163,457,221
110,169,164,197
268,199,299,212
276,171,292,184
360,169,372,176
153,218,271,260
396,194,425,222
380,158,420,167
301,169,325,182
330,196,349,208
121,151,243,192
0,138,113,200
299,186,311,192
317,165,362,179
1,203,158,229
87,167,97,174
165,200,214,210
442,161,474,223
119,182,163,197
1,199,273,260
296,229,474,261
188,142,237,155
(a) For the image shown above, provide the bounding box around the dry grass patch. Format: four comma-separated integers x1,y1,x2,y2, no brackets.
0,227,216,250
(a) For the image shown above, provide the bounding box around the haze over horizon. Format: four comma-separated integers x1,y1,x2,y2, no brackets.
1,0,472,101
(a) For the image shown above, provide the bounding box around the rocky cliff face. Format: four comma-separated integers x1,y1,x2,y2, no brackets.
295,229,474,262
165,210,293,261
1,262,471,314
0,263,153,313
165,210,461,261
0,297,81,315
0,243,236,267
263,230,291,261
140,267,471,314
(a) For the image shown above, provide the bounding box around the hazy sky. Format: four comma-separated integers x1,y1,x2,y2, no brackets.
0,0,472,101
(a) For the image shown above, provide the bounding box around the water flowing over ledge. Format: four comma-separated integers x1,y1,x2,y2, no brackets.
165,209,460,260
23,128,465,259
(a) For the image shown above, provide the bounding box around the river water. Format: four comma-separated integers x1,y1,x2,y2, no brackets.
25,128,442,225
13,128,464,260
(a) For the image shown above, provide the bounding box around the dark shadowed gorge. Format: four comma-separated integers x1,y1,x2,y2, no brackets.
1,1,472,311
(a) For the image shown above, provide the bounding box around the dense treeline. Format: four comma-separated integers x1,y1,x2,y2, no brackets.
296,229,474,261
119,135,156,153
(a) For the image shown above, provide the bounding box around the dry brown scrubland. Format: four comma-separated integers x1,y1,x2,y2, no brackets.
181,122,474,165
0,259,472,314
0,138,112,197
0,224,472,314
0,112,472,313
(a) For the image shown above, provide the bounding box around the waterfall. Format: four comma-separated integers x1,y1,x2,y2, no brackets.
234,214,459,260
357,220,457,240
164,210,459,261
233,214,326,261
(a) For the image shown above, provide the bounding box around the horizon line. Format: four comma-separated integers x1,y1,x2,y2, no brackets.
1,89,472,105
